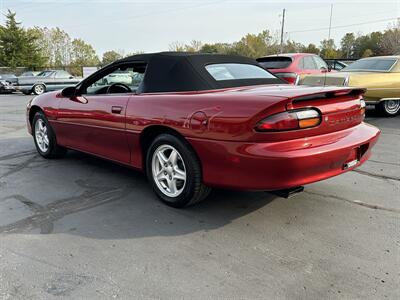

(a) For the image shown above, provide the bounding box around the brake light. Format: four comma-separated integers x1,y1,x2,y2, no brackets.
255,109,321,131
274,72,299,85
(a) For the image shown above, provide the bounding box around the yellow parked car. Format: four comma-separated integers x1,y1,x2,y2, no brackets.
300,56,400,116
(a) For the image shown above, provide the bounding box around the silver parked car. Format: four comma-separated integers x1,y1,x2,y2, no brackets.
15,70,81,95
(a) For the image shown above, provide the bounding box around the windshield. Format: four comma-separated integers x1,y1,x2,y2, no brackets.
205,63,276,81
256,57,292,69
342,58,397,72
37,71,54,77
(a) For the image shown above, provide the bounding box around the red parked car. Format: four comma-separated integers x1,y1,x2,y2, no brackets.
27,52,379,208
257,53,332,84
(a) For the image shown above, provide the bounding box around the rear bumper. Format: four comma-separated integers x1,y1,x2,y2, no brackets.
188,123,380,190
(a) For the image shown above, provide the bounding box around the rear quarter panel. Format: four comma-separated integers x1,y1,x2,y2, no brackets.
125,91,289,141
125,90,289,168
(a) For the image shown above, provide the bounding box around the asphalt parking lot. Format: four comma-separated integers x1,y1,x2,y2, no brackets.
0,94,399,299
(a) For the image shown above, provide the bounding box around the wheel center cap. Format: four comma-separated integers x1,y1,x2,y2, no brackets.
167,166,173,174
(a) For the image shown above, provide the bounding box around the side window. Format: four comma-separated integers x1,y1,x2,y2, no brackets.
302,56,317,70
85,63,147,95
313,56,328,70
298,58,304,69
55,71,72,79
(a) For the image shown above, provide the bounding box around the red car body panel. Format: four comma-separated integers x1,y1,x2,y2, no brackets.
27,84,380,191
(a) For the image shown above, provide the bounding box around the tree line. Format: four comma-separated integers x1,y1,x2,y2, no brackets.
0,10,399,75
170,24,400,59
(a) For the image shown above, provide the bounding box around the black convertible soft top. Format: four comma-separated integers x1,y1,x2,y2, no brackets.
110,52,282,93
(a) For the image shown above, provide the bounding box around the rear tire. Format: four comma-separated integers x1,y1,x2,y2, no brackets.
33,111,67,158
377,100,400,117
146,134,211,208
33,84,46,95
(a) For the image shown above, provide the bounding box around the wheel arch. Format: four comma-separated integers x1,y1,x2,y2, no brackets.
29,105,44,127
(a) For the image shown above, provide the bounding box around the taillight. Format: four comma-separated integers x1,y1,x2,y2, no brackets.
274,72,299,85
255,109,321,132
360,99,366,120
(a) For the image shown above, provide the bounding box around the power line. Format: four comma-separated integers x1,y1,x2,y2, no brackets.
64,0,227,29
289,17,398,34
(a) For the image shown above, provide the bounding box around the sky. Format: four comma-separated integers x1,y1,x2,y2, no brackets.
1,0,399,55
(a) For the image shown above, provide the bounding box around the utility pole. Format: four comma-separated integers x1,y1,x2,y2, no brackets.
328,4,333,40
280,8,286,54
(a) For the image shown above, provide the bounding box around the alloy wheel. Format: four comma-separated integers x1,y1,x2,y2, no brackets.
35,119,49,152
151,144,186,197
34,85,45,95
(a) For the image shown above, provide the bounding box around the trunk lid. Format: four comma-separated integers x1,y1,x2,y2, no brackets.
234,85,366,142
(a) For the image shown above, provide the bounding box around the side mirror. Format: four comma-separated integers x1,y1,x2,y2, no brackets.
61,86,77,98
69,76,74,79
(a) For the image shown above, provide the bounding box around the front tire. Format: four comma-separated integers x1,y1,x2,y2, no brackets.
33,112,67,158
377,100,400,117
146,134,211,208
33,84,46,95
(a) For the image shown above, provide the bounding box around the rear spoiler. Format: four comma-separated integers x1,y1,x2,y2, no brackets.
291,88,366,103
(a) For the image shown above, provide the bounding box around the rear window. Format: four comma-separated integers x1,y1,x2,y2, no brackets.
342,58,397,72
256,57,292,69
205,63,276,81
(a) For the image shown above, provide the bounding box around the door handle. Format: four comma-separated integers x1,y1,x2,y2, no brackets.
111,106,123,114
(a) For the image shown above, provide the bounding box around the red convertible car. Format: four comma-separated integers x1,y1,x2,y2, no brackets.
27,52,380,207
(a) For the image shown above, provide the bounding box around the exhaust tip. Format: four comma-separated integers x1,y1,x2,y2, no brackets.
270,186,304,198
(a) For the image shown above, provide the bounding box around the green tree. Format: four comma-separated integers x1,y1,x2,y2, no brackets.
319,39,340,58
231,30,277,58
340,33,355,58
302,43,320,54
102,50,123,65
70,38,99,72
0,10,45,68
200,43,220,53
362,49,373,57
353,32,383,58
284,40,305,53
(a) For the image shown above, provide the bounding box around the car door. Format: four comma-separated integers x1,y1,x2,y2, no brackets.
54,63,146,164
56,93,131,163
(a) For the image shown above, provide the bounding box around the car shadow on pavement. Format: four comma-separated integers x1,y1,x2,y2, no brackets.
0,147,281,239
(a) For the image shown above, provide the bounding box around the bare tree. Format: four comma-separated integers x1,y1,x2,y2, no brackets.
381,22,400,55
